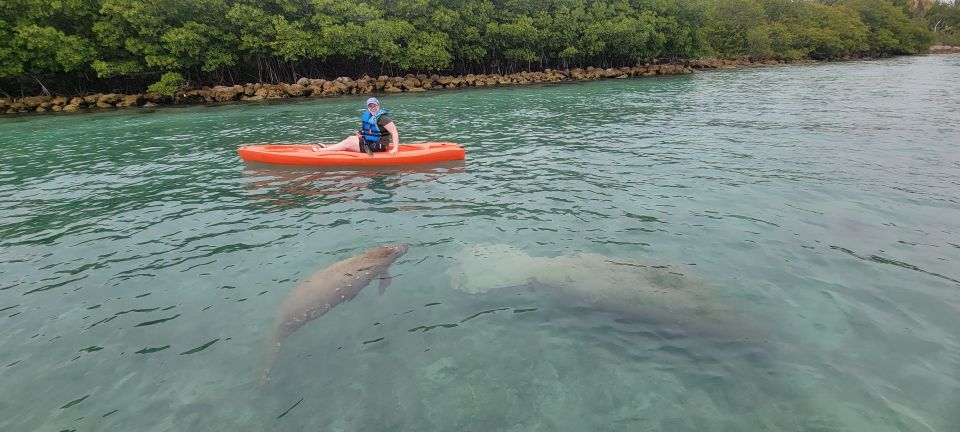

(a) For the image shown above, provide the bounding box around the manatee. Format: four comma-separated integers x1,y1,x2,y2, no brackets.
446,244,712,309
261,244,408,383
447,244,761,342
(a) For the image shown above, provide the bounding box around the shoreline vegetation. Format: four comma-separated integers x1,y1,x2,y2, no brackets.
0,59,754,114
2,0,958,114
0,54,952,115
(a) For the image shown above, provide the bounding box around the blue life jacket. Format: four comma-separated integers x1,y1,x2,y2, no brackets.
360,109,390,143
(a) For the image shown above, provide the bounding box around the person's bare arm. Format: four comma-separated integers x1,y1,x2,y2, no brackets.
383,122,399,155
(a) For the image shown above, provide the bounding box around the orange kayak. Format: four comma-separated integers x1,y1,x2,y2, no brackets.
237,143,465,167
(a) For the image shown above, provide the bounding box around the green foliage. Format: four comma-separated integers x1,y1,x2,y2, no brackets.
146,71,187,96
401,32,453,71
793,3,869,59
0,0,96,79
9,24,95,75
0,20,25,79
705,0,767,57
158,22,237,72
270,16,325,63
928,2,960,45
0,0,941,92
701,0,933,59
840,0,932,54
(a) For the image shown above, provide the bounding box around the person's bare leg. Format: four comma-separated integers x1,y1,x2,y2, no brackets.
315,135,361,152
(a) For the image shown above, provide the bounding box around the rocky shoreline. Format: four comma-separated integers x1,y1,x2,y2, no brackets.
1,58,784,115
929,45,960,54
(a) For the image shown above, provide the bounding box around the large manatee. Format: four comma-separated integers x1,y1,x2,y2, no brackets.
447,244,759,341
262,244,408,382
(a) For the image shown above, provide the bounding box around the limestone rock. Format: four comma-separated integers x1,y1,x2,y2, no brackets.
7,102,27,113
200,88,215,102
177,90,208,104
95,93,120,108
23,95,52,105
284,83,307,97
321,81,343,95
117,94,143,107
306,84,324,96
98,93,122,105
211,85,242,102
144,92,170,104
82,94,101,104
400,78,420,90
930,45,960,54
21,96,51,109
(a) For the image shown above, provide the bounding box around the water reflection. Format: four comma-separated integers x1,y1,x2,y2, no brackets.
241,162,466,209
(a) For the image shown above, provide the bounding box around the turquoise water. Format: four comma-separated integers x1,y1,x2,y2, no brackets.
2,55,959,431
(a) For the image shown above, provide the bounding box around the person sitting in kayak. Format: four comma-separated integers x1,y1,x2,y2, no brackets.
314,97,399,155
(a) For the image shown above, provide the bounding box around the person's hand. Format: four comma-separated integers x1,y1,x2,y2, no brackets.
389,145,398,156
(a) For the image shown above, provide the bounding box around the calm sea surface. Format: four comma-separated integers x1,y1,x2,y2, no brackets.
1,55,959,432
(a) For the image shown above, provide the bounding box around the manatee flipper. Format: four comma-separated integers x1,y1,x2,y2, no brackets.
260,333,283,385
378,270,392,295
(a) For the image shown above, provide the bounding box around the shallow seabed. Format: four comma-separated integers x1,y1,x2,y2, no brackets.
1,55,959,431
